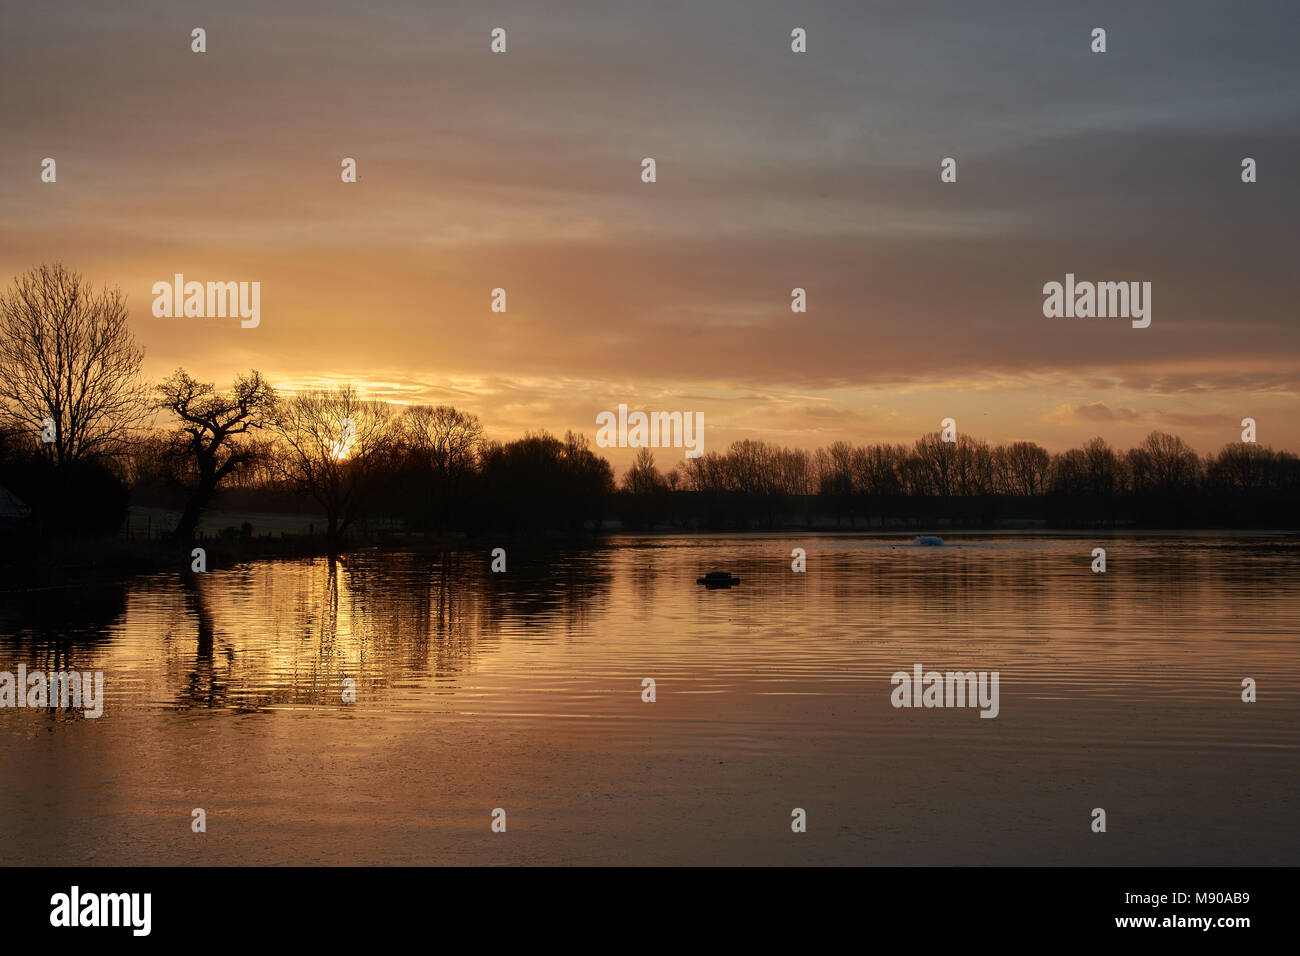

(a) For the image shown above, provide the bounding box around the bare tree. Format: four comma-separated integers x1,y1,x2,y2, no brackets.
682,450,731,492
1049,448,1089,496
399,404,484,476
397,404,484,532
1207,443,1290,493
994,441,1051,496
270,386,393,542
0,263,146,465
772,446,812,496
727,439,778,496
1080,437,1124,497
953,435,995,495
911,432,958,496
1128,431,1199,495
622,447,664,494
817,441,855,497
155,368,277,541
852,444,905,497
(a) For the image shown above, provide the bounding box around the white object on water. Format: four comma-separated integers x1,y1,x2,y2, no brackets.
914,535,944,546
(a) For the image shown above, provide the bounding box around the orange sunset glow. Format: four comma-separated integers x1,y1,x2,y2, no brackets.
3,2,1297,474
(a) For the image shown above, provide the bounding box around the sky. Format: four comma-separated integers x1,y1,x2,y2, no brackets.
2,0,1297,470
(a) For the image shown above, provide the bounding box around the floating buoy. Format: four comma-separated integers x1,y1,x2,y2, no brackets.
697,571,740,588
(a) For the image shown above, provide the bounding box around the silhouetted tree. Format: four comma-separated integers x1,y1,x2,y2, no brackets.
155,368,277,541
0,263,146,466
270,386,394,543
479,430,613,533
1129,431,1200,495
1206,443,1294,493
397,404,485,532
911,432,958,496
623,447,664,495
994,441,1050,496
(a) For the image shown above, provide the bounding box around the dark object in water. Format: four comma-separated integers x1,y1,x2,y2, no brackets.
697,571,740,588
914,535,944,546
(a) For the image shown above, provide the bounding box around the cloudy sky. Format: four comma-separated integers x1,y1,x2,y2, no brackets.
2,0,1297,468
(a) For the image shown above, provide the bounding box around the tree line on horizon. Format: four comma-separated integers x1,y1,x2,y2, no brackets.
619,431,1299,529
2,263,1297,543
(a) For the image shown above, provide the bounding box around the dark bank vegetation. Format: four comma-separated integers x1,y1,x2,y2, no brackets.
611,434,1300,531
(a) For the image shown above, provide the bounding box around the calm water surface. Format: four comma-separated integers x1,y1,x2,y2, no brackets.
1,533,1297,865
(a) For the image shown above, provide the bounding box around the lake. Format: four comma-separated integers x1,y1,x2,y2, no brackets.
1,532,1297,865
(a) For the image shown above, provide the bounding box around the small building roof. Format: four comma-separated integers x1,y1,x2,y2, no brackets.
0,485,32,518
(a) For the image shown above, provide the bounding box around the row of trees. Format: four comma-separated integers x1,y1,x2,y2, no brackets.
615,434,1300,528
624,432,1291,500
2,263,1297,540
134,385,614,539
3,359,615,542
0,263,614,541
